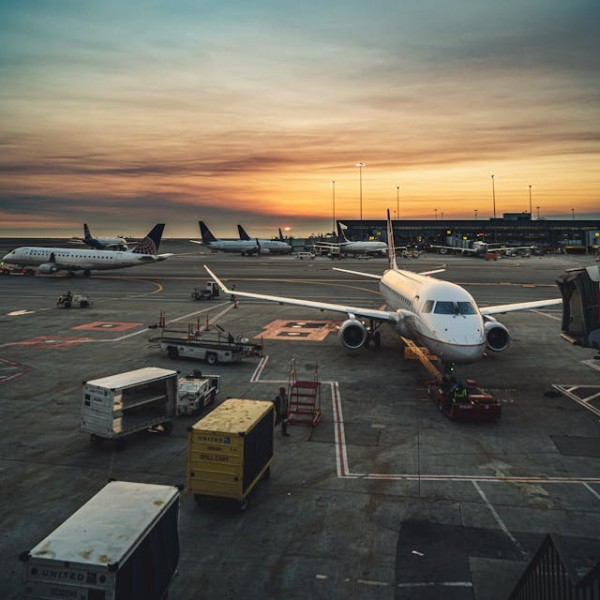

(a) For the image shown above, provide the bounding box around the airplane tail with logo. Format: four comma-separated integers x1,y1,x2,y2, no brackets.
336,222,350,243
199,221,218,245
278,228,284,241
237,225,251,241
132,224,165,255
386,210,398,271
83,224,93,241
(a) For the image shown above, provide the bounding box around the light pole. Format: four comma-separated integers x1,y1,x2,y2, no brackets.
491,175,496,219
355,162,365,225
536,206,540,220
434,208,438,220
331,180,336,234
571,208,575,221
396,186,400,221
474,209,478,221
528,184,532,216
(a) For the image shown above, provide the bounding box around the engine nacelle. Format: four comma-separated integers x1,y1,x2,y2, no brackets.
38,263,59,274
338,319,369,350
259,247,270,255
484,317,510,352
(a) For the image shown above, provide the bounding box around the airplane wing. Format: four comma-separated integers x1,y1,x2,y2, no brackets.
332,267,446,278
204,266,397,322
189,240,203,245
480,298,561,316
430,244,478,254
156,253,173,261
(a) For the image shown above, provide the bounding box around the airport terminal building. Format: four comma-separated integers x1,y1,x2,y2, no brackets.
339,213,600,253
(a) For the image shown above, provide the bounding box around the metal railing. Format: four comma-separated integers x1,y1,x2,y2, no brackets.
509,534,599,599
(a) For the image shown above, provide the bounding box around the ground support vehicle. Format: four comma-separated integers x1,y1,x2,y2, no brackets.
20,480,181,600
56,292,93,308
177,372,220,415
428,379,502,421
191,281,220,300
188,399,274,510
82,367,178,446
1,264,35,275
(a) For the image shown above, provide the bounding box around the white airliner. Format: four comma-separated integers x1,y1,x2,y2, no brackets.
191,221,264,255
431,240,534,256
314,223,388,257
205,212,561,365
237,225,292,254
2,224,171,276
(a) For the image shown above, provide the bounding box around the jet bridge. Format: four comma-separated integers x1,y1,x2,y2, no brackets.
556,265,600,348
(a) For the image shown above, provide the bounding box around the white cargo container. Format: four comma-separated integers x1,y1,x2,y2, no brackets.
21,480,181,600
82,367,178,446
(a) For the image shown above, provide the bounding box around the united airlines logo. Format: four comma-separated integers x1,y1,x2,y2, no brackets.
133,237,157,255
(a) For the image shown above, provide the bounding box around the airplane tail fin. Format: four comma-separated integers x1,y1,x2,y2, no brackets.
83,224,92,240
133,224,165,255
278,228,284,240
336,222,349,243
237,225,251,241
386,210,398,271
199,221,218,244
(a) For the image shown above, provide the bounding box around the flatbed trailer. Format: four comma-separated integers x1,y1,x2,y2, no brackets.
428,379,502,421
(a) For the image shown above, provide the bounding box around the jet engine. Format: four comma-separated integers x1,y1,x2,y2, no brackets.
338,318,369,350
259,247,270,255
38,263,59,274
483,316,510,352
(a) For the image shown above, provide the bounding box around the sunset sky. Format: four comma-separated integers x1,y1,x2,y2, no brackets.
1,1,599,238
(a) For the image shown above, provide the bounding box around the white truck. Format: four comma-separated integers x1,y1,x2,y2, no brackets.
82,367,221,445
20,480,181,600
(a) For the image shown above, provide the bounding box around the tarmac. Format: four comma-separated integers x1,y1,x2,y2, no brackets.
0,240,599,600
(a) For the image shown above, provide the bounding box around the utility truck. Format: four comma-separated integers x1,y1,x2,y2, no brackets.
20,480,181,600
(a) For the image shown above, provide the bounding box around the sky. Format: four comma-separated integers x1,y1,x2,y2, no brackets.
1,0,599,238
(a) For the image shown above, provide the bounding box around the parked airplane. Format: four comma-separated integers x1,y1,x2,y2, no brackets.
314,223,388,257
2,224,171,276
205,211,561,365
237,225,292,254
431,240,534,256
191,222,265,255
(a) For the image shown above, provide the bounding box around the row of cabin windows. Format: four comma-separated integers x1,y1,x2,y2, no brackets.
422,300,477,315
29,251,115,260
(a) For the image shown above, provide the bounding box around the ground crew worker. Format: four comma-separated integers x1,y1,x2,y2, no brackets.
275,386,290,436
452,383,468,403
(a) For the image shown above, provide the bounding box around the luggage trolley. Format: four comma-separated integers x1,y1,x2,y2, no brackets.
287,359,322,427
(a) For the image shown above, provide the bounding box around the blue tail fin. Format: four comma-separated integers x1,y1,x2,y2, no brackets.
336,222,349,243
133,224,164,255
199,221,218,244
278,228,284,240
386,210,398,270
237,225,251,241
83,224,92,240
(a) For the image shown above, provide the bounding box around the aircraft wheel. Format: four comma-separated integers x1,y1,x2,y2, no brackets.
168,346,179,360
84,269,91,277
162,421,173,434
206,352,217,366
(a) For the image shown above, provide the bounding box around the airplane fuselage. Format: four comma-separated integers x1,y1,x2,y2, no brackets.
342,241,388,255
2,247,160,273
379,269,487,363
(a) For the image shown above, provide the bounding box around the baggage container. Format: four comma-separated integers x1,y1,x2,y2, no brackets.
188,399,274,510
20,480,180,600
82,367,178,446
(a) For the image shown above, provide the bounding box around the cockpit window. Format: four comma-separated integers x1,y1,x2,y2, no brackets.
422,300,434,313
433,301,476,315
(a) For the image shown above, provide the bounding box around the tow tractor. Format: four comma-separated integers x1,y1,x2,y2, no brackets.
401,336,502,422
428,378,502,421
191,281,220,301
56,292,93,308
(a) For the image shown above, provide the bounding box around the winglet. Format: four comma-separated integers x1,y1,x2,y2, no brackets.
386,210,398,270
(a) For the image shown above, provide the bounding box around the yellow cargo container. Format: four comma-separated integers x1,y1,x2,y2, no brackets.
188,398,274,510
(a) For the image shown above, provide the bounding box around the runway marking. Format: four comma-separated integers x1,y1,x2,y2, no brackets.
251,356,269,382
473,481,527,558
257,319,338,341
583,359,600,373
552,384,600,417
583,482,600,501
0,357,31,383
3,336,96,349
72,321,142,332
532,309,561,320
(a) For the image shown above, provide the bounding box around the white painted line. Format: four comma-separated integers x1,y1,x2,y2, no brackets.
583,482,600,501
553,384,600,418
250,356,269,383
473,481,527,558
532,309,561,321
583,359,600,373
331,382,351,477
396,582,473,588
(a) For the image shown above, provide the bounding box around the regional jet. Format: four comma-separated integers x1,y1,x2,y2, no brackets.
314,223,388,257
2,224,171,276
237,225,292,254
190,222,264,255
205,211,561,365
431,240,534,257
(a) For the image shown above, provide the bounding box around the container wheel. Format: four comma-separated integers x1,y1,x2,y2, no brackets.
239,497,249,511
162,421,173,434
64,301,72,308
168,346,179,360
208,391,216,406
206,352,217,366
